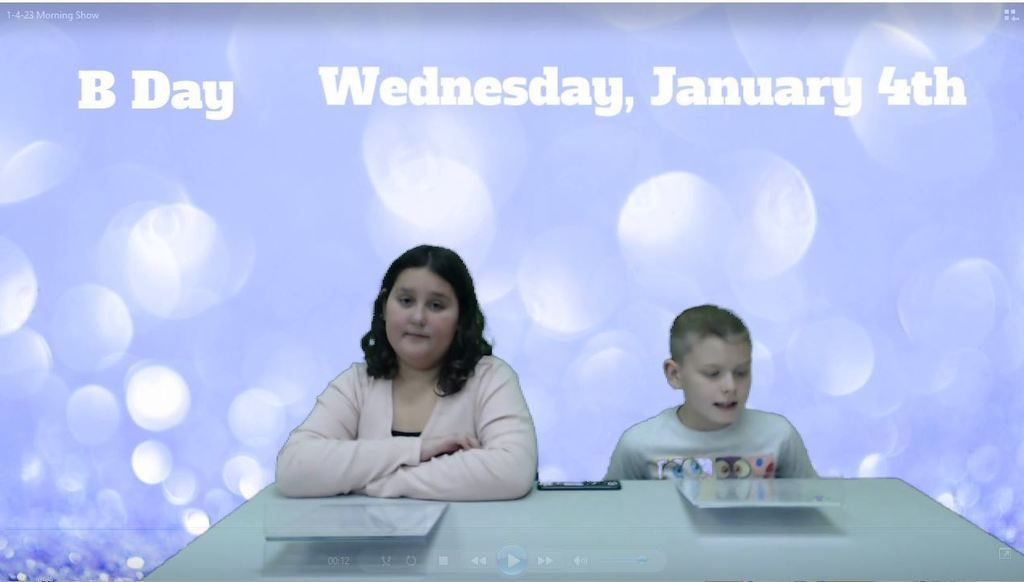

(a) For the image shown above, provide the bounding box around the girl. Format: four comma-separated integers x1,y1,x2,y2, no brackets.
276,245,537,500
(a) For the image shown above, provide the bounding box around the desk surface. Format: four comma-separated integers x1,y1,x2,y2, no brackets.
146,478,1024,581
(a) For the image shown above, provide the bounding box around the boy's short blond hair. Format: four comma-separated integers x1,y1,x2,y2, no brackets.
669,304,751,362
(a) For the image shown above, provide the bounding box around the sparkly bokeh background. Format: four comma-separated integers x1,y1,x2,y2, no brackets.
2,3,1023,580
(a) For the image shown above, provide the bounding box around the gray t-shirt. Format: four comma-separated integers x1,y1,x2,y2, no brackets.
605,407,818,480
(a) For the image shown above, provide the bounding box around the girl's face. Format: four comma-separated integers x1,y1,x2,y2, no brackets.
383,267,460,375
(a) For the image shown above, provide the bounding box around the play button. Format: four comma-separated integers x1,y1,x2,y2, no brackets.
497,545,527,576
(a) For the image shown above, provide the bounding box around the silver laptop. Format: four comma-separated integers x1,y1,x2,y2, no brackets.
677,477,843,509
264,500,448,541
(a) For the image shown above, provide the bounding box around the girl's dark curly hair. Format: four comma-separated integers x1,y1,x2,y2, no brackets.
360,245,492,396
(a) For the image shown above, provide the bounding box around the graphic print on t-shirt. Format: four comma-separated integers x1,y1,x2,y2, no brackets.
655,455,776,480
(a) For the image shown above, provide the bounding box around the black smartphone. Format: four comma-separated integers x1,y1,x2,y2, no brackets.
537,480,621,491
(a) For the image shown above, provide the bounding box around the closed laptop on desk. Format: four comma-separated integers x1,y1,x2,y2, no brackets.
264,499,448,541
677,477,842,509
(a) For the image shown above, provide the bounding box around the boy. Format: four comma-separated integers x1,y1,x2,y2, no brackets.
605,304,817,480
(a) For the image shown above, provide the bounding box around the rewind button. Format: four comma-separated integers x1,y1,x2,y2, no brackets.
469,555,489,567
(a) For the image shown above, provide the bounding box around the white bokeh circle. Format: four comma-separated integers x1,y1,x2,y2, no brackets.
0,140,79,205
885,4,1003,60
0,327,53,400
0,237,37,335
931,348,992,417
21,454,44,484
517,227,627,335
955,480,980,510
567,331,648,417
48,284,133,372
618,171,735,300
204,488,237,523
131,440,173,485
362,110,500,265
241,334,326,407
722,151,818,281
56,455,89,493
98,202,249,320
129,204,227,318
858,453,889,478
841,333,909,418
875,416,913,457
361,107,525,209
65,384,120,446
222,454,267,499
898,258,1009,350
125,364,191,432
786,317,875,396
372,155,494,232
844,21,994,179
227,388,286,448
162,468,198,506
935,491,958,512
364,162,496,267
183,508,211,536
96,488,128,527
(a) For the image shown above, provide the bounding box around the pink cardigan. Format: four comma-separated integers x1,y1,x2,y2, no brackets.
275,356,538,500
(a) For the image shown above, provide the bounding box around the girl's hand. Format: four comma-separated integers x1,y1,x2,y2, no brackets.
420,434,480,461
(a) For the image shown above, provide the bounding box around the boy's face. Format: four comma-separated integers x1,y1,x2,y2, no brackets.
664,334,752,431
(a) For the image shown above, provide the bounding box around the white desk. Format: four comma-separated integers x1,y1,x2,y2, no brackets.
146,479,1024,581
